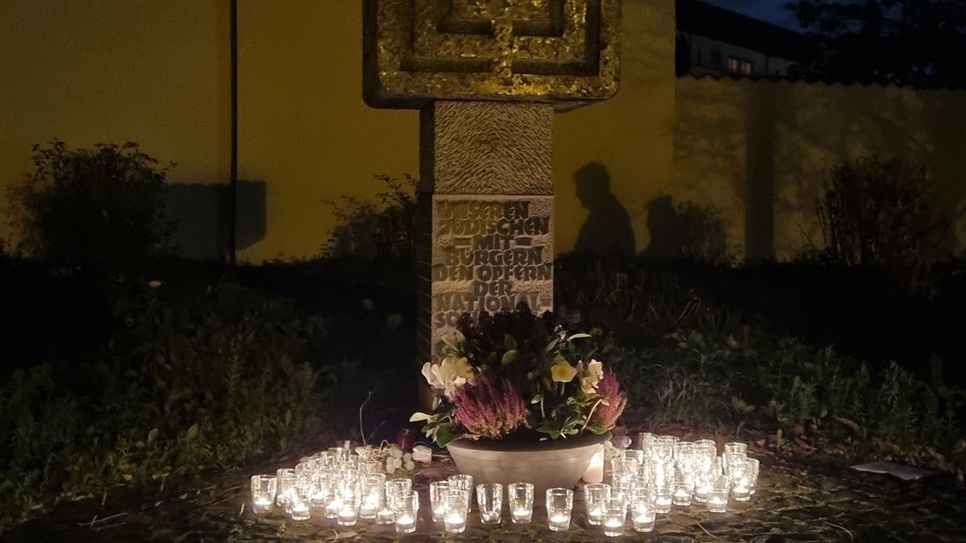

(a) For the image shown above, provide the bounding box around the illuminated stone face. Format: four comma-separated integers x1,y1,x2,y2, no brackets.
364,0,621,108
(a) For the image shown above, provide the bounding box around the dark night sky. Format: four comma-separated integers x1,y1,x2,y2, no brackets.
702,0,806,31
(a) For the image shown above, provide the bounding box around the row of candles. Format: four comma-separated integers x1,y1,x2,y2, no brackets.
248,435,760,536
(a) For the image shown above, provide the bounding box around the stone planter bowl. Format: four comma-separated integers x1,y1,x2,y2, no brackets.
446,432,610,503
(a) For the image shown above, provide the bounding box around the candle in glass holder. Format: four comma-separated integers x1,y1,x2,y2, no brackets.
652,487,672,514
395,512,416,534
582,448,605,483
707,493,728,513
394,491,418,534
546,488,573,532
584,483,610,526
602,498,626,537
707,476,729,513
632,506,655,532
444,509,467,534
694,481,711,503
338,506,358,526
673,482,693,507
290,500,311,521
430,481,450,523
253,496,273,515
250,474,277,515
507,482,533,524
376,506,395,525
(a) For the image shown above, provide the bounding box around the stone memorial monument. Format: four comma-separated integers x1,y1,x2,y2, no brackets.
363,0,621,363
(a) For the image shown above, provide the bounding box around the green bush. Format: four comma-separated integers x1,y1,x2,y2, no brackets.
0,281,333,532
806,156,948,271
320,174,417,260
601,328,964,465
11,140,174,272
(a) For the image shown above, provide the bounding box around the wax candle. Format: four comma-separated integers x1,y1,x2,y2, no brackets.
376,506,395,525
673,485,692,506
732,483,751,502
252,496,273,515
548,513,570,531
512,507,532,523
444,510,466,534
654,493,672,514
603,517,624,537
707,494,728,513
395,512,416,534
337,507,358,526
632,510,656,532
582,450,605,483
588,506,603,525
290,501,311,521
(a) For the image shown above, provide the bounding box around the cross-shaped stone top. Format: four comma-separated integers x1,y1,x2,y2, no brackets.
364,0,621,110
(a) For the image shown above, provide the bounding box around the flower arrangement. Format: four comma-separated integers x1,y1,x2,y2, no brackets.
411,305,627,446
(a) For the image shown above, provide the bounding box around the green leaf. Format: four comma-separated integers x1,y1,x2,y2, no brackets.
504,334,517,351
409,412,433,423
501,349,517,365
147,428,159,445
567,333,592,341
185,424,199,441
434,424,458,447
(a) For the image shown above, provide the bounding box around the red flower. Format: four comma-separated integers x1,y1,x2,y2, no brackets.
592,372,627,429
453,373,529,439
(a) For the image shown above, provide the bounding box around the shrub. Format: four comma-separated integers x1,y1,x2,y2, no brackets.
808,156,948,270
600,328,964,466
321,174,417,260
0,281,333,532
11,140,175,273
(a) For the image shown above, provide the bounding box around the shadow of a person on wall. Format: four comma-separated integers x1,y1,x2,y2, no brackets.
572,162,636,258
641,195,681,259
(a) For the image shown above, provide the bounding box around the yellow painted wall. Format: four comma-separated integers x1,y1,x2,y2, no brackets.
0,0,230,257
2,1,963,262
235,0,418,262
672,78,966,259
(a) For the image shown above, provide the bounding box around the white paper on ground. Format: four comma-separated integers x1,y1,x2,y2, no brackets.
850,461,939,481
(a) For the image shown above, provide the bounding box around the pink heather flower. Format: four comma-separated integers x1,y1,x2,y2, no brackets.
592,372,627,430
453,373,529,439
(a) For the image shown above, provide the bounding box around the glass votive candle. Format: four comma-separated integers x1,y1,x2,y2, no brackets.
545,488,574,532
336,488,361,526
707,476,730,513
476,483,503,525
429,480,450,523
507,482,534,524
394,492,418,534
290,499,311,521
447,474,474,506
360,473,385,519
747,458,760,496
723,442,748,476
630,489,656,533
673,480,693,507
250,474,277,515
584,483,611,526
651,485,672,514
275,468,297,510
443,489,469,534
602,497,627,537
379,478,412,524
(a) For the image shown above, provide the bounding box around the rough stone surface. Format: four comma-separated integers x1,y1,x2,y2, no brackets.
422,101,553,195
363,0,621,109
10,444,966,542
424,195,554,359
